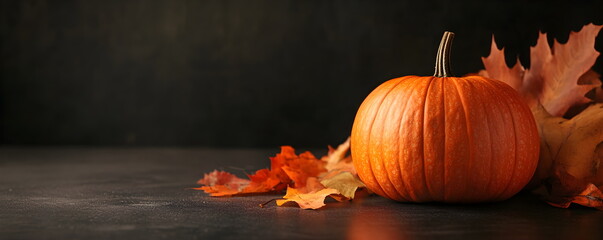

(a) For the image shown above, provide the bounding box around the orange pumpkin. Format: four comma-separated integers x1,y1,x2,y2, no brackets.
351,32,540,202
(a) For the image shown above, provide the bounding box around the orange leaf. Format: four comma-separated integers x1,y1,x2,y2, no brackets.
193,170,251,196
195,145,330,197
242,169,284,193
536,169,603,209
194,185,242,197
196,170,250,189
281,151,327,188
268,146,298,184
194,139,367,209
570,184,603,210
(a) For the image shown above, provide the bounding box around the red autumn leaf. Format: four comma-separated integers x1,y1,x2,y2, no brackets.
195,145,329,197
243,169,284,193
195,138,367,209
267,146,299,184
276,139,367,209
477,23,603,210
192,170,250,196
281,151,327,188
195,185,241,197
196,170,250,188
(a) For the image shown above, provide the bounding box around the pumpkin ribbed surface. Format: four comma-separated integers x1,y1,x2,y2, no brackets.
351,75,539,202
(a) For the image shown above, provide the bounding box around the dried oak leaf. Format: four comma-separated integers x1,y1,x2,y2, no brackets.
478,23,603,209
481,23,602,117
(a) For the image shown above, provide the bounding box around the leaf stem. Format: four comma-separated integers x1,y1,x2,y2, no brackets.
258,198,279,208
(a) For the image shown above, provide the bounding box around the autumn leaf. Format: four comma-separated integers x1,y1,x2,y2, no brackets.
533,169,603,210
196,170,250,188
275,138,368,209
570,184,603,210
193,170,250,196
529,104,603,187
320,171,366,199
281,151,326,188
242,169,284,194
481,23,602,116
194,146,326,196
322,137,352,170
195,138,367,209
478,23,603,209
321,137,356,178
276,187,340,210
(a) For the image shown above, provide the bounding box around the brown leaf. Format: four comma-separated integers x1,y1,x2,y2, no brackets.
529,104,603,187
480,23,602,117
529,103,603,208
527,25,602,116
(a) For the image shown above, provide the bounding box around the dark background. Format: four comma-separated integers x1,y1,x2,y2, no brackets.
1,0,602,148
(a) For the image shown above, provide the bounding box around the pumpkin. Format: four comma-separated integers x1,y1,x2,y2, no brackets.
351,32,540,203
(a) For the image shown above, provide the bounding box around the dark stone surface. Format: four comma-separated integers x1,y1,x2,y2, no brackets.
1,148,603,239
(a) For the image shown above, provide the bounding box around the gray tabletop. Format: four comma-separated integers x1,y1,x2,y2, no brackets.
1,147,602,240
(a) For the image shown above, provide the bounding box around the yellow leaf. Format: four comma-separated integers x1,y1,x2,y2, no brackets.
276,187,339,210
320,172,366,199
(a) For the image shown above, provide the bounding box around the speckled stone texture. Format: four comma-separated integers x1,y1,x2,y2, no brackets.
1,148,602,239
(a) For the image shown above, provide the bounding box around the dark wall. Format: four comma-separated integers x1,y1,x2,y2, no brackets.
1,0,602,147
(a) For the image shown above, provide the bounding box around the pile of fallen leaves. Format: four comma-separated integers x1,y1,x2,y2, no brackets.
194,139,366,209
196,23,603,210
477,23,603,210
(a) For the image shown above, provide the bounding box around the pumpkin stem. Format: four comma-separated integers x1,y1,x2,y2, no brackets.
434,31,455,77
